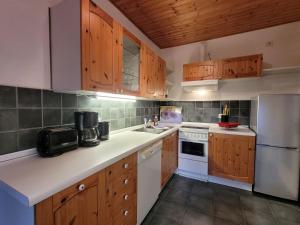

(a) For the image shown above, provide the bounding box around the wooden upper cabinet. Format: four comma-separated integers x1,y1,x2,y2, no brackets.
156,57,166,99
208,133,255,184
140,44,157,98
183,61,215,81
183,54,263,81
82,1,115,92
140,44,166,99
222,54,263,79
86,2,114,91
117,28,142,95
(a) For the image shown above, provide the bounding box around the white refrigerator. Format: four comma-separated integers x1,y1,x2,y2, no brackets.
250,94,300,201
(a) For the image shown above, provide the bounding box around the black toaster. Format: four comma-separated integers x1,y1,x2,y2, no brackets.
37,127,78,157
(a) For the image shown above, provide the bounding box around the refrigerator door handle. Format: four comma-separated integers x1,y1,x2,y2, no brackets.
257,144,299,151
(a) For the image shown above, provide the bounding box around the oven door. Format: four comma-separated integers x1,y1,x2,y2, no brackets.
179,138,208,162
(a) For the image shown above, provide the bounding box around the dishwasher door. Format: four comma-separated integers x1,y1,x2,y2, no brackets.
137,141,162,225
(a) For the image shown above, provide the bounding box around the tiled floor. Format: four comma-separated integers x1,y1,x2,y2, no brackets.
142,175,300,225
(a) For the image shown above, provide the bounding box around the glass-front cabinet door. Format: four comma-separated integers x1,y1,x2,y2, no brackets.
122,30,141,94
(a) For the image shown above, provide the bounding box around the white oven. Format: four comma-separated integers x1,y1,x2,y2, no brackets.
178,126,209,181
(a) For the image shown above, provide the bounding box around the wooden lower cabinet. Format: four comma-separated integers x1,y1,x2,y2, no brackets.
208,133,255,184
35,153,137,225
161,132,178,188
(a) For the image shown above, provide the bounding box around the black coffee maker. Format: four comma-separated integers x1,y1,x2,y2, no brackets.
74,111,100,147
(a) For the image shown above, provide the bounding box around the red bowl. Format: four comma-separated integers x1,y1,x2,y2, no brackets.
218,122,240,128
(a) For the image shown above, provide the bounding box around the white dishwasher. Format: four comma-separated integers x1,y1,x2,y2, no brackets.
137,140,162,225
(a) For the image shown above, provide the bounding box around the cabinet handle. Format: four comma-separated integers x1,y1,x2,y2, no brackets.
124,194,129,200
123,163,129,169
124,179,129,185
124,210,129,216
209,133,212,137
78,184,85,192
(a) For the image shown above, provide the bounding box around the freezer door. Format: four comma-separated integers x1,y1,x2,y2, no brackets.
256,95,300,147
254,145,300,200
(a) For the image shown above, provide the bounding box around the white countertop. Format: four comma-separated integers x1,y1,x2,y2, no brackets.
0,123,255,207
208,124,256,136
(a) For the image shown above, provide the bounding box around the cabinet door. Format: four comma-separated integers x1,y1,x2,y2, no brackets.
222,55,263,79
84,2,114,92
208,133,255,183
140,44,157,98
170,132,178,174
120,29,141,95
156,57,166,99
161,136,170,188
54,185,98,225
183,62,214,81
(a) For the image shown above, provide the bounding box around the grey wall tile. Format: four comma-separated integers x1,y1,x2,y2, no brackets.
239,101,250,109
18,88,41,108
62,109,75,125
18,129,41,151
240,108,250,117
0,109,18,131
212,101,220,108
43,90,61,108
43,109,61,127
203,101,212,108
0,86,16,108
230,101,239,108
0,132,17,155
19,109,42,129
230,108,239,117
62,94,77,108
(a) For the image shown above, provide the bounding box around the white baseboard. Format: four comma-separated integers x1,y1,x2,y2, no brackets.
208,175,253,191
176,170,208,182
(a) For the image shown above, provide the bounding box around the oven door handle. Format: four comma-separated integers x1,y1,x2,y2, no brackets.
179,138,208,143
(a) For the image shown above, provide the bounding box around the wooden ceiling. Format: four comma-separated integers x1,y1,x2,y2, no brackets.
109,0,300,48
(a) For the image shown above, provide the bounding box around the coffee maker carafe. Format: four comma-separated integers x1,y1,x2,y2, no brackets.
74,111,100,147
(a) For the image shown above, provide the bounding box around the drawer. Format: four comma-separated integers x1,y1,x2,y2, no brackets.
110,191,136,215
112,201,136,225
106,153,137,181
107,173,136,200
52,173,98,211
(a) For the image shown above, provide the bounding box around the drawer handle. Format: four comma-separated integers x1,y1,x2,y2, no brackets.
78,184,85,192
124,179,129,185
123,163,129,169
124,210,129,216
124,194,129,200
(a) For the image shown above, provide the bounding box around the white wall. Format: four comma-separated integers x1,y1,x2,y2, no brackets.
162,22,300,101
0,0,161,90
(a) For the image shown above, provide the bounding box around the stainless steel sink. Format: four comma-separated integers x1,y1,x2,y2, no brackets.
134,127,170,134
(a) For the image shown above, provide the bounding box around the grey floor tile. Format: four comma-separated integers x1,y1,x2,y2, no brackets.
191,181,214,199
169,175,195,192
214,217,242,225
182,208,214,225
164,188,190,204
278,219,300,225
243,210,277,225
215,202,244,225
153,200,186,222
148,215,180,225
187,195,214,215
214,193,240,207
240,195,272,215
159,187,170,200
270,202,300,223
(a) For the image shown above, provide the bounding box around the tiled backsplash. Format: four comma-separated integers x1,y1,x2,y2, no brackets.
0,85,160,155
0,85,250,156
160,100,250,125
